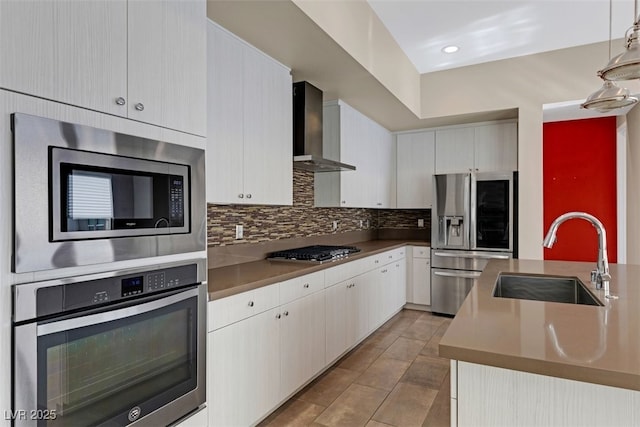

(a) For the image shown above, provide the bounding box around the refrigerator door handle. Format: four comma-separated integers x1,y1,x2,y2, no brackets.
433,270,482,279
432,251,510,260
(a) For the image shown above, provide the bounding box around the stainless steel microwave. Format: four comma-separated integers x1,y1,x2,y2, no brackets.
12,113,206,273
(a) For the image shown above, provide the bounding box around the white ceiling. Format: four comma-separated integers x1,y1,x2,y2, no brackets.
368,0,636,74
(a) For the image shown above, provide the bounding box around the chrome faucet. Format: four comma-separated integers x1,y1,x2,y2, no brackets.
543,212,616,299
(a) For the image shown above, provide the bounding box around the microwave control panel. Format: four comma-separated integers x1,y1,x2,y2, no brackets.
35,264,198,318
169,175,185,227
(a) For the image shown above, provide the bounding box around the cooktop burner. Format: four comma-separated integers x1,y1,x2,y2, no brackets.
268,245,361,263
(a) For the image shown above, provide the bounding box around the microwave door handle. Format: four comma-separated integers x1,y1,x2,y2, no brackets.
37,287,199,336
433,270,482,279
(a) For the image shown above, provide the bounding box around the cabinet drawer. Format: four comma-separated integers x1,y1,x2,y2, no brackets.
208,283,280,331
324,258,366,286
363,253,385,270
413,246,430,259
280,270,324,305
377,248,405,266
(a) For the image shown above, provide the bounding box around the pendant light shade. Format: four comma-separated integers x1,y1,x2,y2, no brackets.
599,27,640,81
581,80,638,111
583,0,638,111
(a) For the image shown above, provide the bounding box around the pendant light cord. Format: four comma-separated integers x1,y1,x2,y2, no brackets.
609,0,612,60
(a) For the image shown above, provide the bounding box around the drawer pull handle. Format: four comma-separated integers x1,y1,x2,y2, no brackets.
388,255,393,259
284,311,289,316
375,260,379,264
276,313,281,319
303,283,310,288
248,301,254,307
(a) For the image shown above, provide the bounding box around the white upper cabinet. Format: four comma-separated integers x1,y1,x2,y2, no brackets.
127,0,206,136
396,130,435,208
315,100,395,208
207,21,293,206
0,0,127,116
0,0,206,136
435,122,517,174
434,127,475,174
474,122,518,172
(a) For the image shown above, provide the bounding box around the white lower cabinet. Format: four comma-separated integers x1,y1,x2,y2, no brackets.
208,247,409,426
392,258,407,312
280,290,326,399
325,275,368,364
324,279,350,364
208,307,280,427
408,246,431,306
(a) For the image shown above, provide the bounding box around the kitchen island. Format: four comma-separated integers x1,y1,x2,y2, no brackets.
440,259,640,426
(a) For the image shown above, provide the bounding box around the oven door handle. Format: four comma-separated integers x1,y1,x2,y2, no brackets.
433,270,482,279
37,287,199,336
432,251,510,260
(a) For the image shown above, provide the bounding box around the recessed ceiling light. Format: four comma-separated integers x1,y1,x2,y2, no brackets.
442,45,459,54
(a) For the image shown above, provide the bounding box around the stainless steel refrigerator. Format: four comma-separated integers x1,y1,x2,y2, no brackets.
431,172,518,315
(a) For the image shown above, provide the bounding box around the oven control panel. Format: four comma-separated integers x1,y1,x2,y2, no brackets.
36,264,198,318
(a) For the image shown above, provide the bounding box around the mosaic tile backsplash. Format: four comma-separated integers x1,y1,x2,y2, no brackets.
207,169,430,246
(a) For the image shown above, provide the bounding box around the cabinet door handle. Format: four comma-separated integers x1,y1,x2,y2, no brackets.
238,194,244,199
246,194,252,199
341,201,346,204
283,311,289,316
115,97,126,106
276,313,281,319
388,255,393,259
303,283,310,288
374,260,379,264
248,301,254,307
134,102,145,111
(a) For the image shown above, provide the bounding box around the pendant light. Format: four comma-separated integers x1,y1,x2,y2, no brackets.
582,0,638,111
600,0,640,80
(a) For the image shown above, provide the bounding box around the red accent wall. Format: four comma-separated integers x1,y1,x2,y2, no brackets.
543,117,617,263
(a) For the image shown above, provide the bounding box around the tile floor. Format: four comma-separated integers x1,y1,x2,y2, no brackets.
260,309,453,427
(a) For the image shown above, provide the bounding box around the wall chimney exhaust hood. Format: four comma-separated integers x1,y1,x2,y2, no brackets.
293,81,355,172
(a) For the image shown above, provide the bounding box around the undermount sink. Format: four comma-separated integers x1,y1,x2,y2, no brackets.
493,273,603,306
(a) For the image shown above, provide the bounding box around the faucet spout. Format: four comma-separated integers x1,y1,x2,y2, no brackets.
542,212,611,292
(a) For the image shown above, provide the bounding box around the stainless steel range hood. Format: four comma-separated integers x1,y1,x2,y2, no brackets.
293,81,355,172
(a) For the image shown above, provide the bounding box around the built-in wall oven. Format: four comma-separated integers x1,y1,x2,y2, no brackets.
12,113,206,274
12,259,207,426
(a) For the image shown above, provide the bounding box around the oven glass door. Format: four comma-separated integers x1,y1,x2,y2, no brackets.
35,289,198,426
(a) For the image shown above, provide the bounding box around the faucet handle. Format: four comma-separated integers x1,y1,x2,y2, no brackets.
590,269,598,285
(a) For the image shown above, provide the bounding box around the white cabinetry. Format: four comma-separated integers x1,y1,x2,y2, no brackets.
0,0,206,136
207,21,292,205
434,127,475,174
325,275,369,364
407,246,431,306
435,122,517,174
208,284,280,427
279,272,326,400
473,122,518,172
315,100,395,208
208,248,408,426
370,250,407,331
396,130,436,208
208,272,326,427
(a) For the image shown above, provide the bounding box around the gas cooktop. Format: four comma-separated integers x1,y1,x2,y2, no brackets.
268,245,361,264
